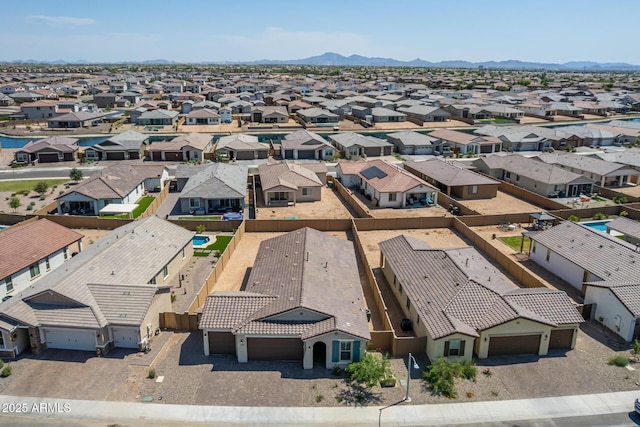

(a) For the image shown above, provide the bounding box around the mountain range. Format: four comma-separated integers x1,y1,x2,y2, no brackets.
2,53,640,71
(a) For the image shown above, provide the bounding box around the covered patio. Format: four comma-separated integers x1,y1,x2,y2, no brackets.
99,203,138,218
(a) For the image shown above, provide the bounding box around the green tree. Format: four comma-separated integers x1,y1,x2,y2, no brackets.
33,181,49,196
568,215,580,222
422,358,477,399
69,167,83,183
345,352,391,388
9,196,21,212
632,339,640,362
613,194,628,205
196,224,206,234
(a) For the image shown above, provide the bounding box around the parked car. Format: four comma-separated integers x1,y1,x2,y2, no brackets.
635,397,640,415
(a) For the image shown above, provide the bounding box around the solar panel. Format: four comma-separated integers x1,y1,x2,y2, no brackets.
361,166,388,180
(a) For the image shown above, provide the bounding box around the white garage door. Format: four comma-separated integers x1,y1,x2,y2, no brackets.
112,327,139,349
45,328,95,351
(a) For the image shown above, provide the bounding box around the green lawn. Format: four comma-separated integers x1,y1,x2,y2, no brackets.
193,235,233,257
0,179,70,193
178,216,222,220
499,235,531,252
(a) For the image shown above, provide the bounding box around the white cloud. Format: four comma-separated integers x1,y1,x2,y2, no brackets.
27,15,95,27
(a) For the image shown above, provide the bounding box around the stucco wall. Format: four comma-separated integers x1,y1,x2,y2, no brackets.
139,291,173,347
529,241,591,291
585,285,635,342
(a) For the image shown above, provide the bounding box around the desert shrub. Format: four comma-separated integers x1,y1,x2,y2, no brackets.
148,368,156,379
345,352,391,388
608,355,630,367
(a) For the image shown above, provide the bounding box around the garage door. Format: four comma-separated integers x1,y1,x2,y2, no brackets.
247,338,303,361
38,153,60,163
152,151,163,161
129,151,140,160
284,150,294,159
549,329,574,350
488,334,541,357
112,327,139,349
164,152,182,161
208,332,236,355
45,328,95,351
297,150,315,160
106,152,126,160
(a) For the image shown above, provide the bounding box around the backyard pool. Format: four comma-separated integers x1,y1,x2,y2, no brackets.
192,235,210,246
581,220,612,232
0,225,8,231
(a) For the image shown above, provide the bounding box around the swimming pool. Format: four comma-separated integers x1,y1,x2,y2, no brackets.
0,225,8,231
192,235,210,246
581,220,611,232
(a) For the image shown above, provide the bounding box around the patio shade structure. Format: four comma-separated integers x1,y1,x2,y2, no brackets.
98,203,138,218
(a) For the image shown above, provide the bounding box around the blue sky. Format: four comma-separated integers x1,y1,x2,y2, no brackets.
2,0,639,64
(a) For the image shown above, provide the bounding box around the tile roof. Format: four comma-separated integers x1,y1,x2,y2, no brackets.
429,129,501,146
536,152,628,176
606,217,640,240
379,235,582,339
328,132,392,149
281,130,333,151
405,159,499,187
150,132,212,152
0,219,83,279
386,131,437,147
200,228,370,340
473,155,591,185
179,163,248,199
215,134,267,152
259,162,322,192
338,159,436,194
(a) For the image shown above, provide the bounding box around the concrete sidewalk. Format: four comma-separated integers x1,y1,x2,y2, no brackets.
0,390,637,426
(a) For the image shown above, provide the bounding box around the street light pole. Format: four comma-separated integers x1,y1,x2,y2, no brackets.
404,352,420,403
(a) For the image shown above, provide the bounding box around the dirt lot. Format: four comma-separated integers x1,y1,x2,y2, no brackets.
2,321,640,407
256,187,354,219
519,116,549,124
461,191,543,215
616,184,640,198
349,191,452,218
358,228,468,268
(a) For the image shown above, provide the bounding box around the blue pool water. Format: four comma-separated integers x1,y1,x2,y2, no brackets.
582,220,611,232
0,225,8,231
192,235,210,246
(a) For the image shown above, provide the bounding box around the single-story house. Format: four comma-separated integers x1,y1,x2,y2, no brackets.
0,219,83,301
327,132,393,159
214,134,269,161
386,131,436,155
84,130,149,161
535,152,639,187
606,217,640,246
296,108,339,125
482,104,525,120
47,111,107,129
149,133,214,162
473,155,594,198
55,164,168,215
396,105,451,124
251,106,288,123
14,136,78,164
280,130,335,160
176,163,248,214
529,221,640,341
199,228,370,369
404,159,499,199
185,108,220,125
0,216,193,359
258,162,324,206
474,125,553,152
136,109,179,126
337,159,439,208
429,129,502,155
380,235,583,361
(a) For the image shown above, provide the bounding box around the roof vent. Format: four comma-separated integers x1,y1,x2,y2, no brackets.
111,270,115,275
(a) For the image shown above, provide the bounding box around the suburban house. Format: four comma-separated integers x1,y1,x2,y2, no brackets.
84,130,149,161
214,134,269,161
404,159,500,199
429,129,502,155
337,159,439,208
535,152,639,187
442,104,492,121
606,217,640,246
474,125,553,152
176,163,248,214
280,130,336,160
55,164,168,215
0,219,83,301
296,108,339,125
14,136,78,164
258,162,325,206
351,106,406,123
250,106,288,123
327,132,393,159
136,109,179,126
149,133,213,162
473,155,594,198
482,104,525,120
185,108,220,125
0,217,192,359
47,111,106,129
380,235,583,361
396,105,451,124
19,101,58,119
386,131,436,155
199,228,370,369
529,221,640,342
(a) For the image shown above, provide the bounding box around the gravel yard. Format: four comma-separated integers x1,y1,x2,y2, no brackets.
461,191,543,215
256,186,354,219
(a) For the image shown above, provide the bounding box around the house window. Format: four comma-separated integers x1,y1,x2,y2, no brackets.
406,297,411,311
469,185,478,194
4,276,13,293
190,199,200,208
302,188,312,196
546,248,550,262
16,153,28,163
516,174,520,182
29,262,41,279
444,339,465,357
340,341,352,362
388,193,397,202
163,265,169,279
149,277,156,285
182,248,186,260
270,192,289,201
63,247,68,260
45,256,51,271
531,242,536,253
398,282,403,295
505,171,511,179
0,331,4,348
